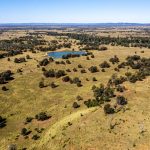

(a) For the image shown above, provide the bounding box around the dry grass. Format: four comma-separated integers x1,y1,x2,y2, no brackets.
0,30,150,150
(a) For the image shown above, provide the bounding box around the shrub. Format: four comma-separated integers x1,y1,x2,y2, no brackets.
109,55,120,64
104,104,115,114
32,134,40,140
62,76,70,82
116,85,125,92
0,116,6,128
66,60,71,64
76,95,83,101
77,82,82,87
60,61,66,65
101,69,105,72
25,117,33,123
114,68,119,72
86,56,90,60
21,128,30,136
72,77,80,83
72,102,80,108
55,61,60,64
50,82,57,88
78,64,83,68
39,81,45,88
35,112,50,121
17,68,22,73
2,86,8,91
66,69,71,72
116,96,127,105
100,61,110,68
84,99,99,108
8,144,17,150
43,69,55,78
73,68,77,72
0,70,13,84
81,69,86,73
26,55,31,59
42,67,46,72
92,77,97,81
39,58,49,66
55,70,66,78
49,57,54,62
88,66,99,73
14,57,26,63
99,46,108,51
91,55,95,58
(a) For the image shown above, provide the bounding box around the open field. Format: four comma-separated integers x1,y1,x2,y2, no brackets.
0,28,150,150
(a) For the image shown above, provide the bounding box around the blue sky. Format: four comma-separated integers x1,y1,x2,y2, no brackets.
0,0,150,23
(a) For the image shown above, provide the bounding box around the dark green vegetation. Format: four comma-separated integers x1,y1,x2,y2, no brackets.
0,70,14,84
48,32,150,50
0,116,7,128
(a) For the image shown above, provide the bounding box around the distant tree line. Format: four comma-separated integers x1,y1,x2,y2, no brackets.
48,32,150,49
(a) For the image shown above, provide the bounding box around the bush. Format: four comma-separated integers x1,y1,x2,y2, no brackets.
26,55,31,59
21,128,30,136
77,82,82,87
91,55,95,58
8,144,17,150
76,95,83,101
62,76,70,82
49,57,54,62
86,56,90,60
39,58,49,66
55,61,60,64
78,64,83,68
116,85,125,92
100,61,110,68
72,77,81,84
66,69,71,72
116,96,127,105
2,86,8,91
35,112,50,121
14,57,26,63
60,61,65,65
109,55,120,64
17,68,22,73
50,82,57,88
25,117,33,123
84,99,99,108
73,68,77,72
104,104,115,114
42,67,46,72
0,116,6,128
39,81,45,88
81,69,86,73
32,134,40,140
88,66,99,73
43,69,55,78
101,69,105,72
55,70,66,78
66,60,71,64
0,70,13,84
92,77,97,81
72,102,80,108
99,46,108,51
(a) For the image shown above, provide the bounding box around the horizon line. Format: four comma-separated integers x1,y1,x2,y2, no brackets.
1,22,150,24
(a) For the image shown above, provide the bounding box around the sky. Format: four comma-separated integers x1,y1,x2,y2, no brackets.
0,0,150,23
